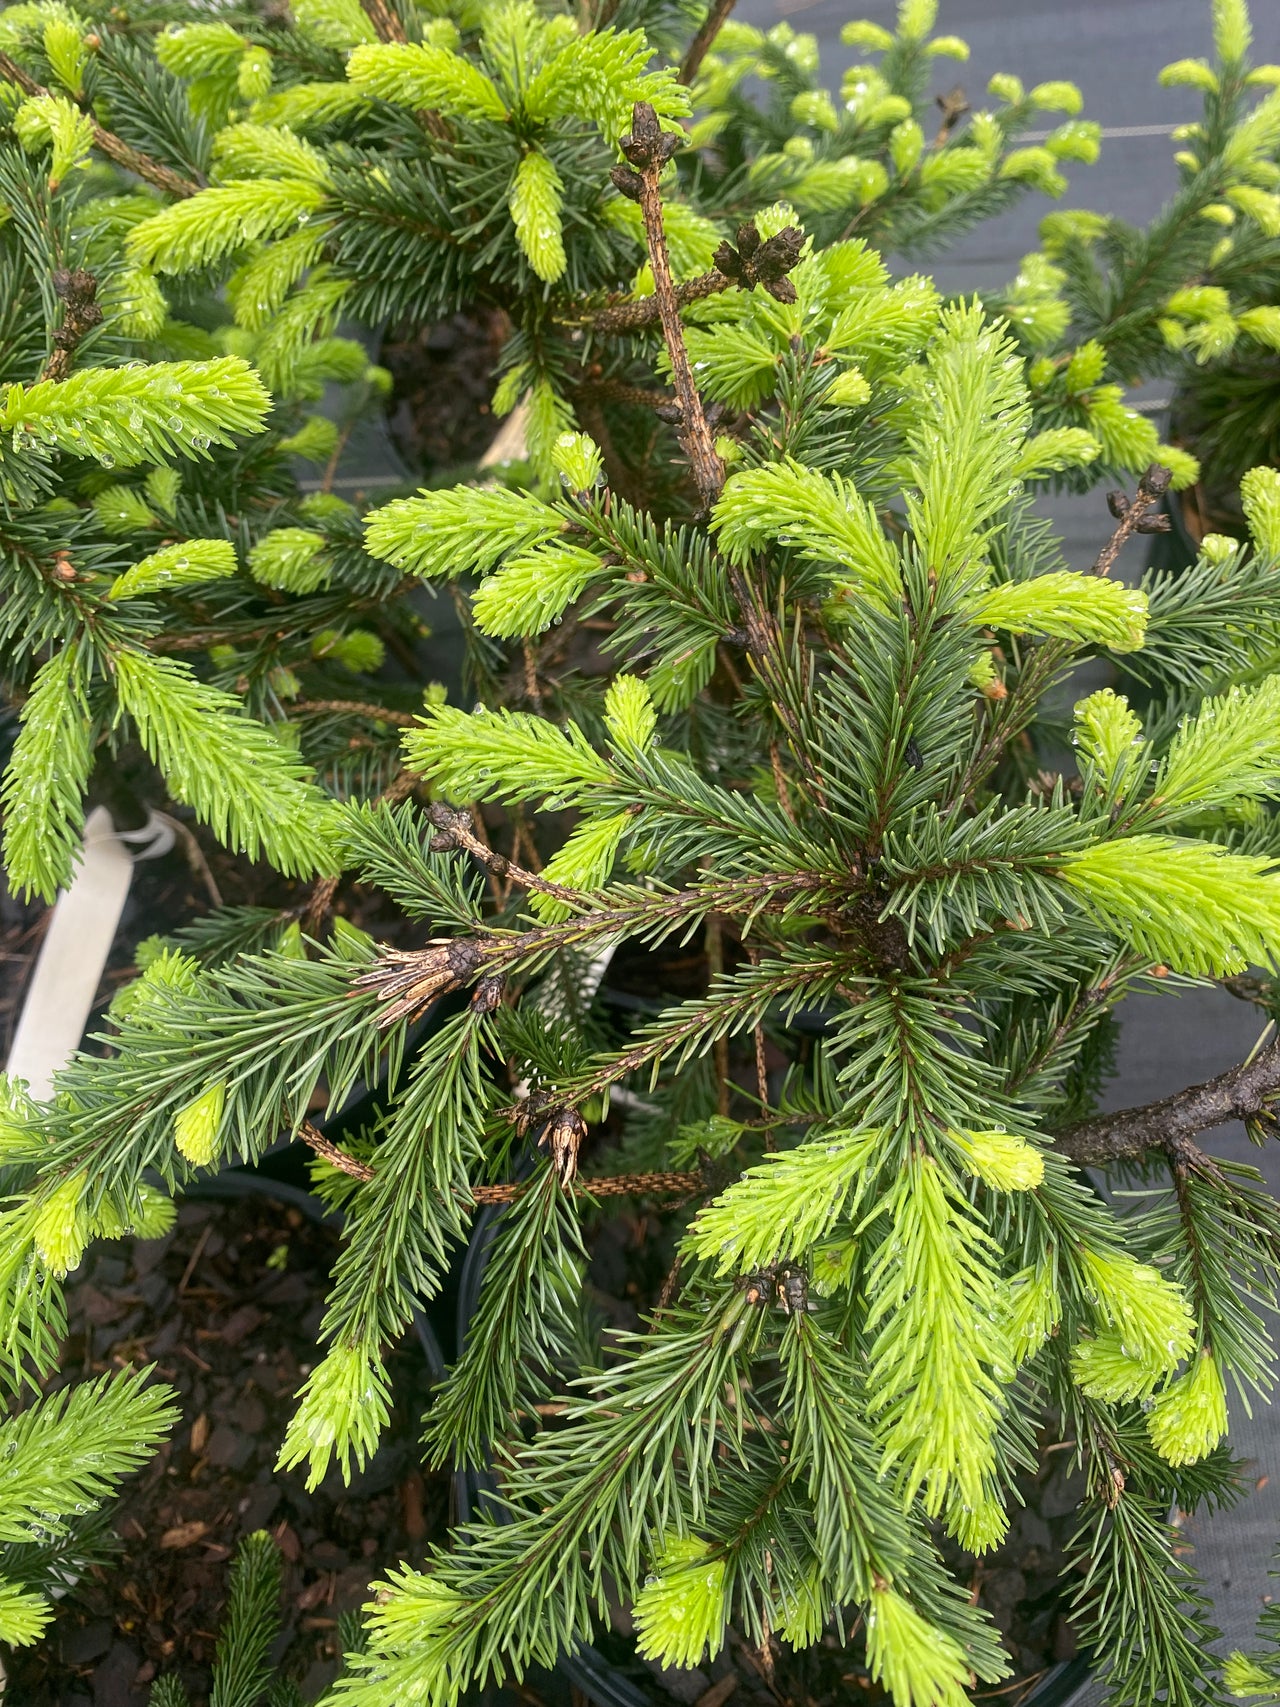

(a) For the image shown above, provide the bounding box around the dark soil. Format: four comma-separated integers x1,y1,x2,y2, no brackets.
10,1191,447,1707
382,311,510,476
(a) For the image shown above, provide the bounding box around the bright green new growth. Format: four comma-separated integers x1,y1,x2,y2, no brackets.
0,1368,178,1644
0,1,1278,1703
633,1536,729,1669
108,540,239,602
113,651,339,877
510,151,567,283
0,359,270,465
1062,837,1280,976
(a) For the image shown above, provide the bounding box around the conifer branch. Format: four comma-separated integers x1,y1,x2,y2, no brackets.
612,103,725,511
0,53,200,198
1056,1040,1280,1168
679,0,738,86
354,870,837,1023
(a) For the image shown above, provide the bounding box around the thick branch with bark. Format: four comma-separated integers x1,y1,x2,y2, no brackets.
591,270,733,336
358,0,407,41
679,0,738,85
1055,1039,1280,1168
425,801,587,908
472,1170,702,1204
300,1119,375,1182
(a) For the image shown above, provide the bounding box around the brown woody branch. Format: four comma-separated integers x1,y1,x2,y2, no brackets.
1089,462,1172,577
569,376,679,413
44,269,102,382
355,0,450,140
472,1170,702,1204
299,767,418,934
679,0,738,85
358,0,407,41
300,1031,1280,1195
612,103,725,511
300,1119,375,1182
289,699,421,726
0,52,200,198
589,224,802,343
425,801,587,909
591,269,733,336
1055,1039,1280,1169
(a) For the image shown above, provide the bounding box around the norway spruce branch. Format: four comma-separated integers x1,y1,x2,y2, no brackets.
0,51,200,198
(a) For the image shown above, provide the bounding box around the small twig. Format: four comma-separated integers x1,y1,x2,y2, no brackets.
302,877,342,936
589,271,733,337
355,0,450,140
743,942,776,1151
178,1223,213,1294
300,1119,375,1183
0,52,200,198
567,378,677,417
357,0,406,41
769,742,795,824
521,638,543,712
679,0,738,85
471,1169,702,1204
289,699,420,726
320,420,354,495
754,1019,774,1150
299,767,417,933
933,85,970,146
612,103,725,511
1223,973,1272,1006
706,912,732,1117
427,801,587,909
1089,463,1173,577
655,1249,685,1311
154,812,224,910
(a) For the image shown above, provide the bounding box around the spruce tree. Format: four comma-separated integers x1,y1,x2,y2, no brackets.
982,0,1280,498
4,1,1280,1705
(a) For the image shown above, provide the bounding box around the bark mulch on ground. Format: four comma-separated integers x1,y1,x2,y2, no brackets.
9,1193,444,1707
